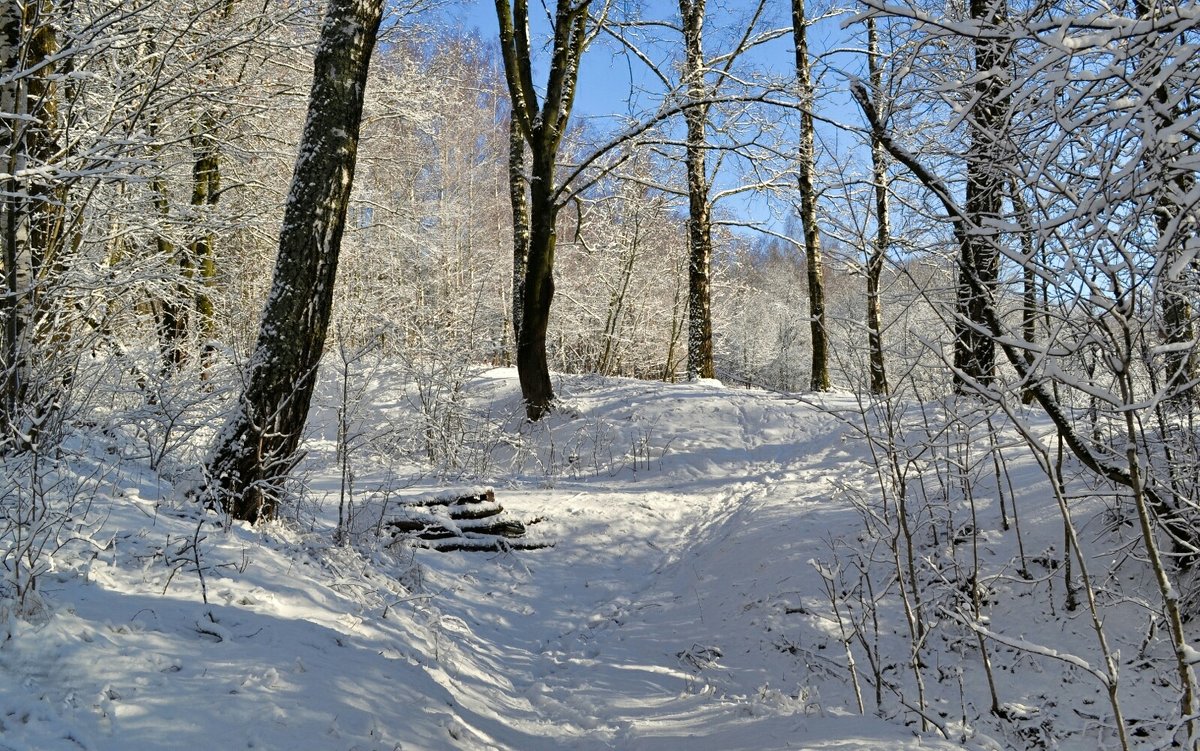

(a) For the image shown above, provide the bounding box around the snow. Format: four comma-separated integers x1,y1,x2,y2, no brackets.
0,367,1191,749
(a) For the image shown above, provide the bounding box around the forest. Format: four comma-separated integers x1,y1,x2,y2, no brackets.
2,0,1200,748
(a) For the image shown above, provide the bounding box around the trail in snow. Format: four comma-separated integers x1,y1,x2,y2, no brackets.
391,376,958,750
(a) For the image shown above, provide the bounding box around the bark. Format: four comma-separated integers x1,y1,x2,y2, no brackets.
792,0,829,391
148,108,184,374
206,0,385,522
24,0,57,284
1,0,26,438
189,113,220,358
509,115,529,356
680,0,714,381
1008,178,1038,404
517,148,558,419
954,0,1007,391
866,17,888,396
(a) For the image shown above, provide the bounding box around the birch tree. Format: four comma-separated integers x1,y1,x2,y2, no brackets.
864,16,888,396
678,0,715,381
791,0,829,391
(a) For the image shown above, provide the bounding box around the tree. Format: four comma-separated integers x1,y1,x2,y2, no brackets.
1,0,60,448
495,0,592,419
549,150,688,379
598,0,779,383
206,0,385,522
679,0,715,381
952,0,1008,391
864,16,888,396
156,0,242,373
1134,0,1197,401
791,0,829,391
1,0,30,444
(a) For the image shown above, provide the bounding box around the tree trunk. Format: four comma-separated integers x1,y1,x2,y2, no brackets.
509,114,529,358
866,17,888,396
954,0,1006,391
0,0,23,440
1,0,58,447
1008,178,1038,404
665,257,687,381
189,114,220,359
516,148,557,420
598,205,641,375
206,0,384,522
792,0,829,392
24,0,57,288
680,0,715,382
162,1,237,373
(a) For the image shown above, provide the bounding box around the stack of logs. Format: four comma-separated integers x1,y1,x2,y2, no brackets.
385,489,547,552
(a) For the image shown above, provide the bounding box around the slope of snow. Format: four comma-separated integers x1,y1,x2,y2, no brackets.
0,368,1186,749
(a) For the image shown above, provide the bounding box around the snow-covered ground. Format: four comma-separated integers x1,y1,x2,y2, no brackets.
0,369,1187,749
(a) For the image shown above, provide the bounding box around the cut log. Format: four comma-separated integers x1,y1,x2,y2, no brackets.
458,518,526,537
384,518,527,540
401,489,496,507
381,487,544,552
423,536,553,553
448,502,504,521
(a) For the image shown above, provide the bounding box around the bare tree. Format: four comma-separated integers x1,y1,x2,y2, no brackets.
953,0,1008,391
0,0,29,444
156,0,241,372
679,0,715,381
791,0,829,391
206,0,385,522
852,4,1200,737
864,16,888,396
495,0,593,419
1,0,60,448
1134,0,1197,401
599,0,779,383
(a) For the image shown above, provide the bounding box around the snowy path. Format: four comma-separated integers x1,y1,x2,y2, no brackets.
398,381,957,749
